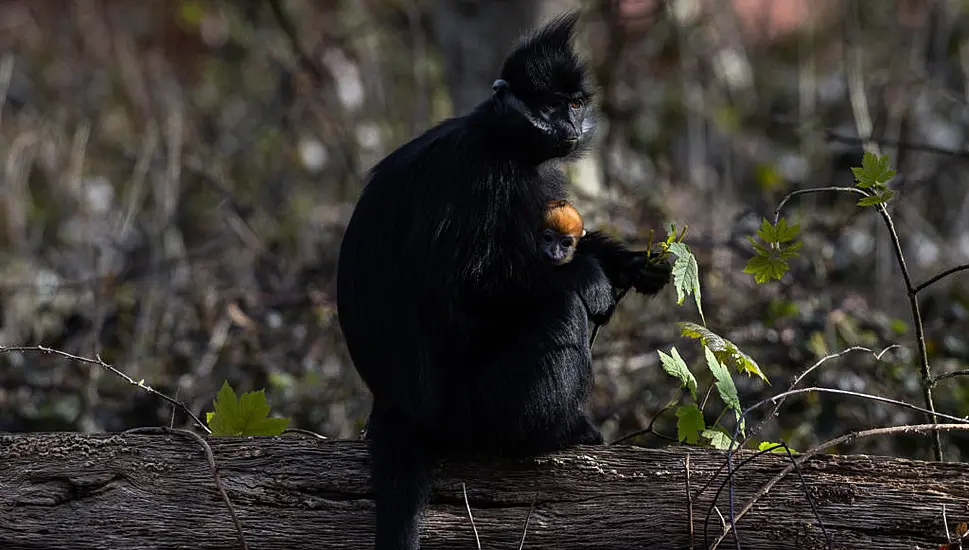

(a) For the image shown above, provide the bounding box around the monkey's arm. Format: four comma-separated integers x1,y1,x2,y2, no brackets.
577,230,672,297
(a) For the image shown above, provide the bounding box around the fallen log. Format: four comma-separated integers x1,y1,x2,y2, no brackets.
0,432,966,549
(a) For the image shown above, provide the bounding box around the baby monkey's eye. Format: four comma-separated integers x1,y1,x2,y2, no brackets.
543,232,555,243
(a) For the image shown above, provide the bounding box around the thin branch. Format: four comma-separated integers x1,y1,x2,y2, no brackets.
932,369,969,385
267,0,324,83
915,263,969,294
609,398,681,445
772,186,868,225
710,423,969,550
282,428,329,440
462,482,481,550
826,130,969,160
730,386,969,453
780,445,831,549
0,54,14,129
685,453,695,550
517,493,538,550
125,427,246,550
0,345,210,433
739,345,898,448
772,184,943,460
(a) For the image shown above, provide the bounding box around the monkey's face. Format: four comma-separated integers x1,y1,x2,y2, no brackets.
493,14,599,162
541,228,579,265
534,95,596,158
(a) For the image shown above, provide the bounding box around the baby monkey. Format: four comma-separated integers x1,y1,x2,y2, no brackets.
542,200,586,265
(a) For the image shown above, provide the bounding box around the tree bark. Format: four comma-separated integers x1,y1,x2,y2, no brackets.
0,432,966,549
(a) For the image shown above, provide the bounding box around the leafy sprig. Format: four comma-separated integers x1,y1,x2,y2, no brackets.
744,218,803,284
851,151,896,206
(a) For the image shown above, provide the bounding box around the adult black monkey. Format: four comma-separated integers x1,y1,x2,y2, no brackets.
337,12,671,550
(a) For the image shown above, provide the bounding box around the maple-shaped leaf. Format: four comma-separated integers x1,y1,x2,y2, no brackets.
658,346,698,399
207,381,290,436
675,404,705,445
668,241,705,325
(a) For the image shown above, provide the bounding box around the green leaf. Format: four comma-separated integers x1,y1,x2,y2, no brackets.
179,0,206,27
680,322,768,383
851,166,875,188
774,219,800,243
675,404,705,444
755,218,776,244
857,189,896,207
665,223,678,246
703,428,735,450
745,218,802,284
658,347,698,399
704,346,743,432
889,318,908,335
853,152,896,191
778,241,803,260
747,236,771,257
668,241,705,325
207,381,290,436
743,254,787,284
758,441,796,454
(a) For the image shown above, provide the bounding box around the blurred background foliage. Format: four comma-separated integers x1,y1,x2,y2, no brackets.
2,0,969,461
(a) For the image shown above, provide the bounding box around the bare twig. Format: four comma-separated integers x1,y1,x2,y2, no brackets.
933,369,969,385
914,264,969,294
731,386,969,452
267,0,324,84
685,453,695,550
825,130,969,160
517,493,538,550
0,345,210,433
772,184,943,460
282,428,329,439
462,482,481,550
739,345,898,448
609,397,682,445
710,423,969,550
0,54,14,129
125,427,246,550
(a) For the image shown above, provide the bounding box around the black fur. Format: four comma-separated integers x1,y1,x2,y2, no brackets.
336,12,670,550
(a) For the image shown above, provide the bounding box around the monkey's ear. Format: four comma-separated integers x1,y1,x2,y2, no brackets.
492,79,510,97
581,229,587,237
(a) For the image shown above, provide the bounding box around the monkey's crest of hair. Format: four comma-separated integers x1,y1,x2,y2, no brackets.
546,199,584,237
498,11,590,106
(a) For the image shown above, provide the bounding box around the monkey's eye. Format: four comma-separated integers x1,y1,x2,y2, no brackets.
543,232,555,243
561,237,575,248
569,99,584,110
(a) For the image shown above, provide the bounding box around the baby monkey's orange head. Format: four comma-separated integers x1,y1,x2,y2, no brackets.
542,200,586,265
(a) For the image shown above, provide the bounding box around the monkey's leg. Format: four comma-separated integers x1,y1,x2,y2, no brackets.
566,411,605,445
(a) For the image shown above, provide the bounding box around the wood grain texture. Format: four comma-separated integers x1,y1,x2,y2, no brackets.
1,432,967,549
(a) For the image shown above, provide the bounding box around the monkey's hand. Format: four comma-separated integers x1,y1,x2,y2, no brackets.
577,231,673,298
625,251,672,296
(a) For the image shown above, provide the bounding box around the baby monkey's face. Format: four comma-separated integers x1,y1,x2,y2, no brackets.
542,200,586,265
542,228,580,265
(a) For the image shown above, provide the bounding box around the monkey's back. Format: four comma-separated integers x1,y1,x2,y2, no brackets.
336,106,594,450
